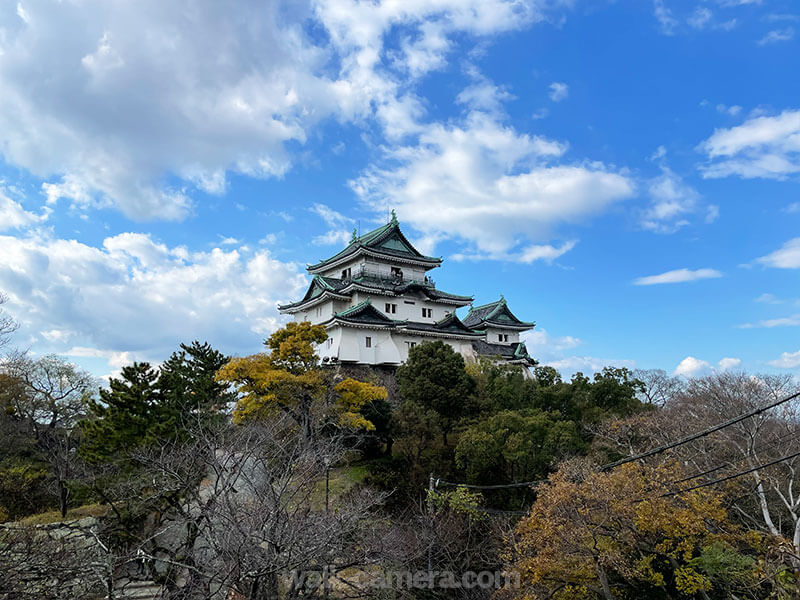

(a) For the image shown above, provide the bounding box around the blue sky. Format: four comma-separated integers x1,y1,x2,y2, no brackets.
1,0,799,379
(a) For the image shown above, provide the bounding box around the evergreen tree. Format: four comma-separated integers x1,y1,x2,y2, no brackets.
396,340,475,444
79,362,162,463
158,341,235,425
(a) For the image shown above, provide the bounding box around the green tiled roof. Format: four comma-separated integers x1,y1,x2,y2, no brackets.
403,313,483,337
330,300,395,325
463,296,535,329
279,273,474,312
307,217,441,272
472,340,537,366
277,275,349,310
351,276,473,303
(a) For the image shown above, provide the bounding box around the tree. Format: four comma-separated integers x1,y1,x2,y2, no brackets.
396,341,475,444
633,369,686,407
455,410,582,486
158,340,235,426
217,321,386,439
0,292,18,350
594,372,800,559
79,362,162,464
3,354,95,517
81,341,235,465
503,460,784,600
92,416,391,599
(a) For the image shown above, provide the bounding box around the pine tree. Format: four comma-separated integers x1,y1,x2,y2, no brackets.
158,341,235,427
79,362,161,463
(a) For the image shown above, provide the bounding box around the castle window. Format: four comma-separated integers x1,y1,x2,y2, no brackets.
406,341,417,349
498,333,509,342
422,308,432,318
385,303,397,314
341,267,351,280
391,266,403,280
365,336,372,348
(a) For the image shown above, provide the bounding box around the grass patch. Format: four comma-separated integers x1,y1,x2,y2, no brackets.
311,463,369,511
15,503,109,526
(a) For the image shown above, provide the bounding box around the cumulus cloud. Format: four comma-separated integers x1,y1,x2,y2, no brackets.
0,187,48,231
351,110,634,260
521,328,633,376
755,238,800,268
698,110,800,179
768,349,800,369
0,0,555,221
718,357,742,370
674,356,743,377
634,268,722,285
0,231,307,372
674,356,712,377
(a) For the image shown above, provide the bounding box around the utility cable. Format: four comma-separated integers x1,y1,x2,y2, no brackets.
600,389,800,471
660,449,800,498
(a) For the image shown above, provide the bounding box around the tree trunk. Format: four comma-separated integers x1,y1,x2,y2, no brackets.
752,470,780,536
58,479,69,518
594,559,615,600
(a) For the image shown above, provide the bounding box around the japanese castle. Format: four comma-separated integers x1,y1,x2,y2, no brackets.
279,213,536,369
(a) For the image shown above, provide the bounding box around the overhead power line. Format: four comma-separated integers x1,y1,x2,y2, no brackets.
437,479,540,490
661,449,800,498
674,427,799,484
600,389,800,471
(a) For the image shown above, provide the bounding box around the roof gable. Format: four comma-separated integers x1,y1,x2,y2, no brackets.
434,312,478,334
331,300,395,325
307,215,441,273
463,296,535,329
278,275,348,311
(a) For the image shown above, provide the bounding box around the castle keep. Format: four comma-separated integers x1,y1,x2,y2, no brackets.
279,213,536,368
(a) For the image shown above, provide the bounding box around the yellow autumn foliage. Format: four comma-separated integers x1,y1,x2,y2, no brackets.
216,321,386,433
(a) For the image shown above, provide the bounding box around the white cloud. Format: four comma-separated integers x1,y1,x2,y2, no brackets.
755,238,800,269
688,7,713,29
0,187,48,231
654,0,678,35
755,292,782,304
698,109,800,179
768,350,800,369
0,232,306,364
704,204,720,223
351,110,634,260
785,202,800,213
521,328,634,376
457,68,515,115
548,82,568,102
718,357,742,370
757,27,795,45
674,356,712,377
452,240,577,264
547,355,637,376
738,314,800,329
0,0,556,220
675,355,743,377
634,268,722,285
641,167,701,233
716,103,742,116
310,203,355,246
